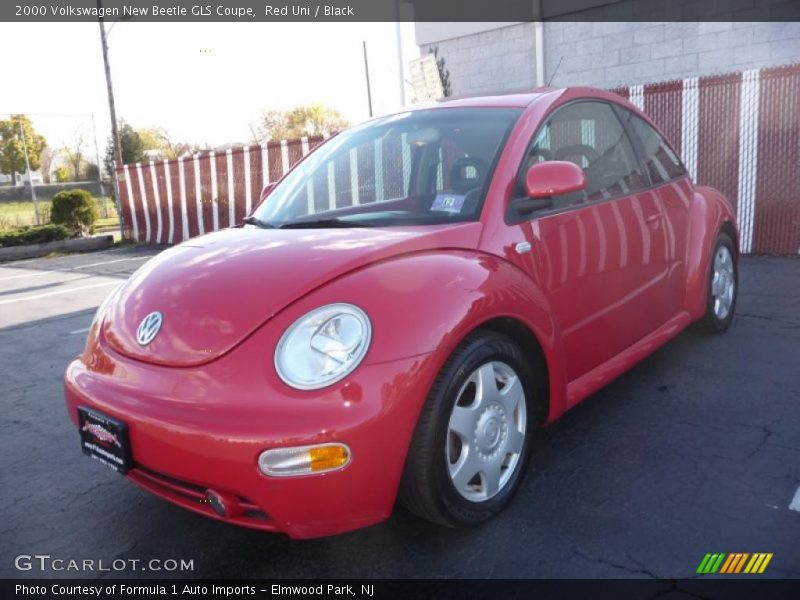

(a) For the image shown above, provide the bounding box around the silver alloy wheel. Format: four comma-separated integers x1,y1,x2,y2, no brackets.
446,361,527,502
711,245,736,320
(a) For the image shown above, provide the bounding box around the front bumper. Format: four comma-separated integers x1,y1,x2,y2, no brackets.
64,323,443,539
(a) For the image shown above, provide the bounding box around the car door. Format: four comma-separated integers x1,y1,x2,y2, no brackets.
615,107,692,317
511,100,672,382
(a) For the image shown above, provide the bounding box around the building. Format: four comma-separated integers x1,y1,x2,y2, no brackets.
414,21,800,95
412,14,800,256
0,170,44,187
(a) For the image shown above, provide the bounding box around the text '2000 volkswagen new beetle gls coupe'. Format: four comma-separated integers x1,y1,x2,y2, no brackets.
65,87,738,539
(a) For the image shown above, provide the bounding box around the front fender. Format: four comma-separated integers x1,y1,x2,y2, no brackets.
684,186,739,319
276,250,568,422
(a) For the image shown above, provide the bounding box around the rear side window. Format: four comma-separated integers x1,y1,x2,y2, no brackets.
618,109,686,184
522,101,648,208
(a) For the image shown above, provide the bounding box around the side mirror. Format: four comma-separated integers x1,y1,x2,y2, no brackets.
510,161,587,219
525,160,586,199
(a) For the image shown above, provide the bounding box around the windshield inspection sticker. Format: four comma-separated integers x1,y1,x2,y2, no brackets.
431,194,466,213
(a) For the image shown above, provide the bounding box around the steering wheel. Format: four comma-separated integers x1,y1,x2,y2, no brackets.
449,157,488,195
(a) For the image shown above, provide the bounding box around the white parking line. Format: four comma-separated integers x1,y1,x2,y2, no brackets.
69,326,92,335
0,281,118,305
2,247,127,266
0,270,77,283
0,255,152,282
77,256,152,269
790,487,800,512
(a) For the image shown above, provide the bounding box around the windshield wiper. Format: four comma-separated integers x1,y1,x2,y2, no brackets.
242,216,275,228
278,218,368,229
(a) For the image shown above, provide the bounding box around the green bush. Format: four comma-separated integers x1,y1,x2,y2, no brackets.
54,166,70,183
51,189,99,236
0,224,72,247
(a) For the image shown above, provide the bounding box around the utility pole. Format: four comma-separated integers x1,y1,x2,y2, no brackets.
362,41,373,118
394,1,405,106
18,119,41,225
98,1,126,239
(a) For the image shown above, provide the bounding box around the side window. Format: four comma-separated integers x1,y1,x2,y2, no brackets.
522,101,648,208
619,109,686,184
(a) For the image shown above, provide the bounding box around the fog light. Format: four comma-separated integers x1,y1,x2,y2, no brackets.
205,489,241,518
258,443,351,477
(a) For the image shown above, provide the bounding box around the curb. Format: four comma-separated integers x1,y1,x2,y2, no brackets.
0,235,114,263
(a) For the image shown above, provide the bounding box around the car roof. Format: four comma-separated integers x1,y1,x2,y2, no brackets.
408,86,629,110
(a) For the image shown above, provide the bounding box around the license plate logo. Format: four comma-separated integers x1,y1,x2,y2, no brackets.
78,407,132,474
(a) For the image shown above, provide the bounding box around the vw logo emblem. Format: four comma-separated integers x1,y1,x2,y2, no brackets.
136,311,163,346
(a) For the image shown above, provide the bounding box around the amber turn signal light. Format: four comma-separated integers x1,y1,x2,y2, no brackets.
258,443,351,477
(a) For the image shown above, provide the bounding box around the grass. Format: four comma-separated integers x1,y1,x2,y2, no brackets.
95,216,121,230
0,197,119,230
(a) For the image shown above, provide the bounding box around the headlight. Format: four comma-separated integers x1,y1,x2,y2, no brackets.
274,303,371,390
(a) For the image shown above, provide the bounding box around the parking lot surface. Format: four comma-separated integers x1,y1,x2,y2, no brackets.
1,247,798,579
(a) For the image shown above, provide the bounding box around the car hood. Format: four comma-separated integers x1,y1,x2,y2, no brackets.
102,223,481,367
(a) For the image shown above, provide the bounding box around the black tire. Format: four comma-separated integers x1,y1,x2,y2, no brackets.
699,231,738,333
399,330,545,527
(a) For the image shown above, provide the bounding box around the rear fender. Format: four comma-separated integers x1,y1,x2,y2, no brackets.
684,186,739,319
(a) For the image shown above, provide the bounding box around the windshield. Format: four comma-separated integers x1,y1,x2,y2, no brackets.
250,107,522,228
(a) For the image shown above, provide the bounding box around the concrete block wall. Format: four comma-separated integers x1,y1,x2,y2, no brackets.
418,22,800,94
546,21,800,88
420,23,538,95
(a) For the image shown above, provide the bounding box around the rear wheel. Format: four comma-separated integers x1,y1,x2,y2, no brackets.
700,232,738,332
399,331,544,527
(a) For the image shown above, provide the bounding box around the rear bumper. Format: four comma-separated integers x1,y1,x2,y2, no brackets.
64,331,443,539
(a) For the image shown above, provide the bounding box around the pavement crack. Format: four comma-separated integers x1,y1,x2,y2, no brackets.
737,312,800,326
574,549,659,579
65,479,120,508
745,423,775,459
649,583,713,600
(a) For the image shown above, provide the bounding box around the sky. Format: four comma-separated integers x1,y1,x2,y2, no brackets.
0,22,419,160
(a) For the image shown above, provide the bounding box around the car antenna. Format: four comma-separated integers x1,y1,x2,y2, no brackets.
547,56,563,87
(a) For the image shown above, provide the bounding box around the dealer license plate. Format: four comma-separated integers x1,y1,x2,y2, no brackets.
78,407,132,474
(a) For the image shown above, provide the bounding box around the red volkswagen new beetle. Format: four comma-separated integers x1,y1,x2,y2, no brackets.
65,87,738,538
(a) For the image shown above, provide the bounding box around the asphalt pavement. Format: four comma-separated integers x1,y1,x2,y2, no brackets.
1,247,798,579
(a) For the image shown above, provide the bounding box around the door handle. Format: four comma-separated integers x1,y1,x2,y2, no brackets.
645,213,662,229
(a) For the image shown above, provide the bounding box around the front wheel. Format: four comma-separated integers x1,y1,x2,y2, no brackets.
700,231,738,332
399,331,544,527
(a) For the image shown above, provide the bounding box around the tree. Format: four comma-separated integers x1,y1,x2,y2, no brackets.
255,104,349,142
140,127,196,159
104,121,145,177
54,166,70,183
429,46,452,97
84,163,100,181
0,115,47,178
39,147,56,183
64,131,87,181
137,127,164,152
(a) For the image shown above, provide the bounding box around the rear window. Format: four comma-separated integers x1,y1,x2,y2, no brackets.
618,109,687,184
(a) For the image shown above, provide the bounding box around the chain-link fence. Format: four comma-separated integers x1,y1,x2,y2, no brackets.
119,64,800,254
613,63,800,255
